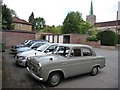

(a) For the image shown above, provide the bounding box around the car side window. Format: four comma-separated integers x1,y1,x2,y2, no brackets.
70,48,81,57
82,48,92,56
57,46,70,57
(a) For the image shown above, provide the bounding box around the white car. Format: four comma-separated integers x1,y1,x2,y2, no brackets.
15,43,58,67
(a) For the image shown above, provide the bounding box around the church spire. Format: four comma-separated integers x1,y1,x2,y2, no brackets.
90,0,93,15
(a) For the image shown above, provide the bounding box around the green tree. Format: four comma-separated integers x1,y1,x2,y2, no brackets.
28,12,34,30
34,17,45,31
79,21,92,34
2,4,13,30
62,11,91,34
42,25,62,34
88,27,98,36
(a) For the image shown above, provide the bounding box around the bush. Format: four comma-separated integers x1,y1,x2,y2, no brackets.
86,35,98,41
117,34,120,44
96,30,117,46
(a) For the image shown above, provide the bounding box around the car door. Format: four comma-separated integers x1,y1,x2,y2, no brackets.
66,47,86,77
79,47,95,74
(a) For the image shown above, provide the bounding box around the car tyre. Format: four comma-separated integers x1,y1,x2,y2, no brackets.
90,66,98,76
47,72,61,87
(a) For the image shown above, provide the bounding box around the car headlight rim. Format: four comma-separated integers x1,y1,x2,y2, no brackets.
18,56,25,60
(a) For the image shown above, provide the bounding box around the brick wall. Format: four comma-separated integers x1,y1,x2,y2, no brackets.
70,34,88,44
2,30,35,48
86,41,101,48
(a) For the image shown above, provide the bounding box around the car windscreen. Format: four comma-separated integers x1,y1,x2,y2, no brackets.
22,40,28,45
37,43,50,52
25,41,34,47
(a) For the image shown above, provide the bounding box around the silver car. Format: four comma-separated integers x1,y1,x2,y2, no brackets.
15,43,58,67
27,44,105,87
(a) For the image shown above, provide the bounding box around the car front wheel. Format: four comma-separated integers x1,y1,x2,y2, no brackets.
90,66,98,76
47,72,61,87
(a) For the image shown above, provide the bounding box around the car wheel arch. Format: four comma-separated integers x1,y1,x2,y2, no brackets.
48,69,65,79
91,64,100,70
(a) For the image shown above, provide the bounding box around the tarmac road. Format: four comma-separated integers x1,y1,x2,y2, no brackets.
2,48,118,89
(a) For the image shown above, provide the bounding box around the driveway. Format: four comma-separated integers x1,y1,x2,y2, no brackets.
2,48,118,88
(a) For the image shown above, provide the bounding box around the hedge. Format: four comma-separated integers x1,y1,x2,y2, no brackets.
117,34,120,44
96,30,117,46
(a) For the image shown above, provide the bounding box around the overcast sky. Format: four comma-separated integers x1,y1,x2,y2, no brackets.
3,0,120,26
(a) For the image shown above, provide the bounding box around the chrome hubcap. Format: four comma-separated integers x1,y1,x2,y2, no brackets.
51,75,59,83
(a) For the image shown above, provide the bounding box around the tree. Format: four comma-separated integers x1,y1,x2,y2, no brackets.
62,11,91,34
2,4,13,30
28,12,34,30
42,25,62,34
10,9,17,17
34,17,45,31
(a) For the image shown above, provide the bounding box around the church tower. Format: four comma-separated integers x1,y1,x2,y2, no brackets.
86,0,96,26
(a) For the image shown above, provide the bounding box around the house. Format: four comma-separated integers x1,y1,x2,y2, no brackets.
12,17,32,31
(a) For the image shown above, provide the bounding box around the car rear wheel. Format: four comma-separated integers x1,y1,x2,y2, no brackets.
90,66,98,76
47,72,61,87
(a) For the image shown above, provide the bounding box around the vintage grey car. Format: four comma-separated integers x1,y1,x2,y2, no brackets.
27,44,105,87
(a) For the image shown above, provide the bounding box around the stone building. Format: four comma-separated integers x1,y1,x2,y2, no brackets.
86,0,96,26
86,0,120,33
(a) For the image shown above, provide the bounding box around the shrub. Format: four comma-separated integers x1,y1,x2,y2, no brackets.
96,30,117,46
86,35,98,41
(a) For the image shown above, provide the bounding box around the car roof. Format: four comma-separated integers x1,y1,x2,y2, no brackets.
58,43,92,49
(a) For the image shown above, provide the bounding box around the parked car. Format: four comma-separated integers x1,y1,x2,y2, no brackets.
27,44,105,87
15,43,58,67
15,41,47,54
12,40,48,54
11,40,32,52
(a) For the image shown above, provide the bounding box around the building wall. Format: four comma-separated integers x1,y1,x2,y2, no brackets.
2,30,35,48
14,23,32,31
118,1,120,20
86,15,96,25
97,26,117,32
70,34,88,44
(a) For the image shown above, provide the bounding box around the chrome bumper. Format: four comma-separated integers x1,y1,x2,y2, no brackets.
27,67,43,81
15,59,26,67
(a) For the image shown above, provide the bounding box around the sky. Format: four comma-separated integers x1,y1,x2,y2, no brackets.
3,0,120,26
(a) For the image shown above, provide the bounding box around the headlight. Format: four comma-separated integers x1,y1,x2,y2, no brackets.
18,56,25,60
37,63,42,72
38,63,42,67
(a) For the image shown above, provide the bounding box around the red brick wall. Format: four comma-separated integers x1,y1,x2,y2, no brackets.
2,30,35,48
86,41,101,48
70,34,88,44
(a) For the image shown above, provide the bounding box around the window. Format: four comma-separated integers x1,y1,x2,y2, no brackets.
57,46,70,57
82,48,92,56
18,24,23,27
45,45,58,53
70,49,81,57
